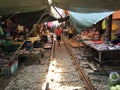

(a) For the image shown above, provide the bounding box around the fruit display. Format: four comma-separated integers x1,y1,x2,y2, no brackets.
110,85,120,90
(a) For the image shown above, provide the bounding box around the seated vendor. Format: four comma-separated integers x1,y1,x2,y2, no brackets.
111,36,120,44
111,30,120,44
40,30,48,43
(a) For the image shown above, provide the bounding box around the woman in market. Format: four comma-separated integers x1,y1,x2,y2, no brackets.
40,29,48,43
68,26,74,39
111,30,120,44
23,25,29,40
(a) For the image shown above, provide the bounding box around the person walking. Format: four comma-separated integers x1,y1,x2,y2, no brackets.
55,26,62,46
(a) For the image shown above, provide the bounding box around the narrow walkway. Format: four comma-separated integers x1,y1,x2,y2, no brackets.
47,41,85,90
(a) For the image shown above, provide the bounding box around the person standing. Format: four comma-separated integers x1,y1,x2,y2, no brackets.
55,26,62,46
68,26,74,39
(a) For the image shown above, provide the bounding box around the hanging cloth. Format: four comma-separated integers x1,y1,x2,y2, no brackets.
112,23,118,31
102,19,106,30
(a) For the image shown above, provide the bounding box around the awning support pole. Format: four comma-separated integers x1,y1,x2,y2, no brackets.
29,6,50,35
8,6,50,64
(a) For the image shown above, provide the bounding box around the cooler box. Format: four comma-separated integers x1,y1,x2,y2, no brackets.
0,57,18,75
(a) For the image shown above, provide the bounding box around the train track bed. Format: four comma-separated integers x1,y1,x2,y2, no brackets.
63,36,110,90
47,41,86,90
2,35,120,90
69,41,120,89
72,48,109,90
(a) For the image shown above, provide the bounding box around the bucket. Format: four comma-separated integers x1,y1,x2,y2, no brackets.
109,72,120,86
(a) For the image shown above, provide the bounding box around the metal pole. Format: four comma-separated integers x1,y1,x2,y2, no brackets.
2,13,16,22
45,82,49,90
29,7,50,35
107,14,112,41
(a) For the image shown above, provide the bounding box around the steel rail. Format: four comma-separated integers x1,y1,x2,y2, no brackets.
45,36,55,90
75,35,109,77
63,36,95,90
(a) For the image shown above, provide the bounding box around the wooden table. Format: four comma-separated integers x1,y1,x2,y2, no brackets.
83,41,120,64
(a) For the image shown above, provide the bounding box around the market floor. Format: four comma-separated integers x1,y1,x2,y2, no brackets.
0,75,13,90
0,49,51,90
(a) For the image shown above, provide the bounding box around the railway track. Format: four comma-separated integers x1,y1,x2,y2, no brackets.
45,36,95,90
4,35,111,90
45,33,115,90
72,39,109,90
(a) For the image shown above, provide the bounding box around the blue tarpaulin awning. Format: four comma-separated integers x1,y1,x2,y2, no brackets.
69,11,113,31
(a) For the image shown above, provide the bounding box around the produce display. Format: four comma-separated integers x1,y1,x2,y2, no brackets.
69,38,83,48
80,30,99,40
110,85,120,90
109,72,120,90
0,40,21,52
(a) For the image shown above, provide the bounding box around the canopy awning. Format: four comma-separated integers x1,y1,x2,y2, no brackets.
52,0,120,13
0,0,120,29
0,0,120,15
69,11,113,31
0,0,49,15
9,10,57,25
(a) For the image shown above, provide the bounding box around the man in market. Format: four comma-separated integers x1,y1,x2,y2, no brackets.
55,26,62,46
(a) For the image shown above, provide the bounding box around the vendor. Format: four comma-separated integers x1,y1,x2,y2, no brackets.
111,30,120,44
40,30,48,43
68,26,74,39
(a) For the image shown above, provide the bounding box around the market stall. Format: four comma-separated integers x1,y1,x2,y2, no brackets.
0,29,53,75
18,32,52,63
83,40,120,63
0,40,21,75
76,18,120,64
18,48,44,64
